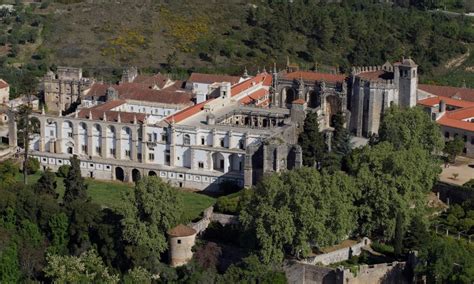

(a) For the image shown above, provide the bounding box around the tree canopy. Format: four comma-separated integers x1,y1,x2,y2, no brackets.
378,106,444,153
298,111,326,167
240,167,357,263
121,176,183,270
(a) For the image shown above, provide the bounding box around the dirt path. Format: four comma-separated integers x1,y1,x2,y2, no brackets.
445,48,470,69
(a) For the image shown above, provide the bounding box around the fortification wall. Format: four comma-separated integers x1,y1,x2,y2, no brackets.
300,238,371,266
340,261,409,284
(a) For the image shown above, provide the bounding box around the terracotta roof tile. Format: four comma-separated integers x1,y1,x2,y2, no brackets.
78,109,146,124
0,79,8,89
168,224,196,237
231,73,270,97
188,73,241,85
292,98,306,105
438,115,474,132
85,83,193,105
165,99,214,123
419,84,474,102
283,71,346,83
132,73,171,89
357,70,394,81
239,88,268,105
417,96,474,109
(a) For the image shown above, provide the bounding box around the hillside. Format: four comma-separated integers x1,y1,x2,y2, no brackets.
1,0,474,90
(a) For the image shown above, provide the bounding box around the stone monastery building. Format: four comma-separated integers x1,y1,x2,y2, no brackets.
7,58,474,190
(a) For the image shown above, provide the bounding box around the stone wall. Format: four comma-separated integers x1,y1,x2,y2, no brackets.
189,206,238,235
339,262,410,284
300,238,371,266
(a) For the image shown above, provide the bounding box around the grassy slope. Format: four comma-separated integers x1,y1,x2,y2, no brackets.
16,172,215,222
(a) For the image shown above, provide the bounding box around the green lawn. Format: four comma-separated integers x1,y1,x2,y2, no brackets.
16,172,215,222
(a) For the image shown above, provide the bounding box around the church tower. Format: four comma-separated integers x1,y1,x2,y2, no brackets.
394,58,418,108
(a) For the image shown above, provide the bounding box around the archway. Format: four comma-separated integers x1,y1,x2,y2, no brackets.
132,169,141,183
325,95,341,127
115,167,125,182
308,91,319,108
281,88,297,106
148,171,157,176
212,152,225,172
66,141,74,155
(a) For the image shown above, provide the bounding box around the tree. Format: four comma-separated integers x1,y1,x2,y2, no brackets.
0,240,20,283
348,142,440,240
63,155,88,205
444,137,464,163
24,157,40,175
0,159,19,188
121,176,183,269
393,212,404,256
298,111,326,167
378,106,444,153
34,169,58,198
47,213,69,255
221,255,287,284
16,105,39,184
403,214,430,251
193,242,222,270
44,249,119,283
123,267,152,284
331,112,353,157
240,167,357,263
56,164,70,178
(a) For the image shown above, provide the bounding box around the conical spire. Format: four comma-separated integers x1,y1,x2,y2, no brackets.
243,67,249,78
117,112,121,123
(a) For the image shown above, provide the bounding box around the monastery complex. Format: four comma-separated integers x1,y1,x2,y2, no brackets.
4,59,474,190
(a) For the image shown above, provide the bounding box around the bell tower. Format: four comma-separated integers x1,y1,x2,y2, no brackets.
395,58,418,108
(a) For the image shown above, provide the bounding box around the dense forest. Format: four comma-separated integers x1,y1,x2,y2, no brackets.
1,0,474,94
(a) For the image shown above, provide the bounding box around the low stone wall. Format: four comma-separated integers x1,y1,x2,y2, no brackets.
340,261,410,284
300,238,371,266
189,206,238,234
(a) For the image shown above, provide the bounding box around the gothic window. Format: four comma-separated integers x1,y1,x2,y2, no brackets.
125,150,131,157
183,134,191,145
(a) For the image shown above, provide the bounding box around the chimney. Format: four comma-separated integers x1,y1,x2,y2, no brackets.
439,99,446,113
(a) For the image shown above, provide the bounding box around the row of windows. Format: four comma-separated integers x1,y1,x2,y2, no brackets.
444,132,474,144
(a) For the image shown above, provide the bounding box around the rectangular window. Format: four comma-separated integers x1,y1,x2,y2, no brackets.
153,133,158,141
198,162,204,168
147,134,152,142
162,134,167,142
50,130,54,136
165,154,170,163
201,137,205,145
239,140,244,149
125,150,131,157
220,139,225,147
445,132,450,139
81,145,87,152
463,135,468,142
68,132,73,138
96,146,101,153
110,148,116,155
149,153,155,161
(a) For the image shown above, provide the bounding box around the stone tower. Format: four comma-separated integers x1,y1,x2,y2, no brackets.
168,224,197,267
395,58,418,108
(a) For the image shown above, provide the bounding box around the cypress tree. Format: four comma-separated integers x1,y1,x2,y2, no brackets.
331,112,352,157
394,212,404,257
63,155,88,205
298,111,326,167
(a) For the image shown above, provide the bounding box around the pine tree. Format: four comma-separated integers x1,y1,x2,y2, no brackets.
35,168,58,198
298,111,326,167
63,155,88,205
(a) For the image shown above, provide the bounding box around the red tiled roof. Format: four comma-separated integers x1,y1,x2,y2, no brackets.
292,98,306,105
86,83,193,105
418,84,474,102
168,224,196,237
78,109,146,124
417,96,474,109
188,73,241,85
231,73,270,97
283,71,346,83
438,115,474,132
357,70,394,81
239,88,269,105
132,73,171,89
165,99,214,123
0,79,9,89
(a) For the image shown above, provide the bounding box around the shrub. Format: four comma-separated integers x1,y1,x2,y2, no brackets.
371,241,394,255
24,157,40,174
215,195,239,214
56,165,70,178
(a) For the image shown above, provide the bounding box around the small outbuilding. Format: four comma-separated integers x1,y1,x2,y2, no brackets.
167,224,197,267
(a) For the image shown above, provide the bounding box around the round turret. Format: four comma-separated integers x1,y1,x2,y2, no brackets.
168,224,197,267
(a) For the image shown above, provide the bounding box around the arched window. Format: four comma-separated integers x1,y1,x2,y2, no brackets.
183,134,191,145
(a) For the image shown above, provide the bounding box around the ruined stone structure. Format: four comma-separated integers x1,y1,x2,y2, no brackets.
42,67,94,113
